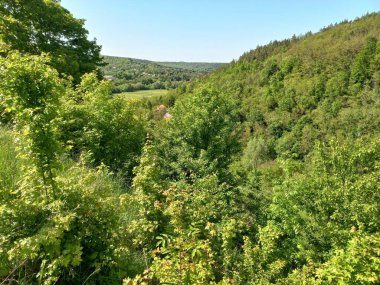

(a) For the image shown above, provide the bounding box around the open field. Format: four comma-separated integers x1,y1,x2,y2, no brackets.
117,89,168,100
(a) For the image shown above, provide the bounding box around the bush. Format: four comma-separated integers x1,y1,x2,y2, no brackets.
59,73,146,182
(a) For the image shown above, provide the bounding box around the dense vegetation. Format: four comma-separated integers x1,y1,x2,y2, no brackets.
0,1,379,284
156,61,223,73
102,56,223,93
0,0,104,83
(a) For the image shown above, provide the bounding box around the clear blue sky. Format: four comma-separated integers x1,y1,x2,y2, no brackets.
60,0,380,62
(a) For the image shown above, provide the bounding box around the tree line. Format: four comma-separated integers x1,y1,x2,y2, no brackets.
102,56,222,93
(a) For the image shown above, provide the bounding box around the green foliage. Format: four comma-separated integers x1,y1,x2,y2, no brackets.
316,232,380,284
157,61,224,72
129,175,252,284
241,137,272,171
1,8,380,285
0,51,64,194
102,56,222,93
58,73,146,181
0,52,143,284
130,89,242,240
129,90,252,284
194,13,380,162
118,89,169,100
0,158,131,284
0,0,103,83
125,14,380,284
0,128,21,197
155,89,241,183
238,223,286,284
263,138,380,282
350,37,378,88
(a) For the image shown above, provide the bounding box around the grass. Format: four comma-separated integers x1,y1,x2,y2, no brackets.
0,127,21,192
117,89,168,100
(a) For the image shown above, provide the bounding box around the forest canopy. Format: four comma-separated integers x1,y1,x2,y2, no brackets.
0,0,103,83
102,56,223,93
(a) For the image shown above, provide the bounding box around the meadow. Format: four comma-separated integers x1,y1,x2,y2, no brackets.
117,89,168,99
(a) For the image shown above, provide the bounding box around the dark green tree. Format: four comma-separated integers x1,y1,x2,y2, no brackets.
0,51,135,285
0,0,104,83
58,73,146,182
156,89,241,183
350,37,378,88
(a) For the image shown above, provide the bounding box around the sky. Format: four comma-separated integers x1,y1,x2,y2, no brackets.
60,0,380,63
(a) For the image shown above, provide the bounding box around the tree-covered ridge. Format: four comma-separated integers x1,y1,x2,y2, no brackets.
188,12,380,161
156,61,224,72
102,55,224,93
126,12,380,283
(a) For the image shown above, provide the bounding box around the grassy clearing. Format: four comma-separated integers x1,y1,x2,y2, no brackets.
117,89,168,100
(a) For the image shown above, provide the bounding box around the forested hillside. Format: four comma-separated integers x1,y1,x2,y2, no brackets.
189,12,380,160
156,61,223,72
126,12,380,284
102,55,223,93
0,1,379,284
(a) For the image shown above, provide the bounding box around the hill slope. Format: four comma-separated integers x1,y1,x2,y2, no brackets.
156,61,223,72
187,12,380,160
129,12,380,283
102,55,224,93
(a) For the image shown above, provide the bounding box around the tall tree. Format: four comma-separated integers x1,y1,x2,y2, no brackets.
0,0,104,83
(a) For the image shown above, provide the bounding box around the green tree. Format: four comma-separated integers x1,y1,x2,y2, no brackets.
262,138,380,282
130,89,242,247
156,89,241,183
58,73,146,182
0,51,63,196
350,37,378,89
0,52,137,284
128,90,251,284
0,0,103,83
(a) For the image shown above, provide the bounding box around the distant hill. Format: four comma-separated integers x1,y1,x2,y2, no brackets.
101,55,224,93
156,61,224,72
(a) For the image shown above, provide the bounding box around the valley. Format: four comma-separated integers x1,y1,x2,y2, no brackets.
0,1,379,284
